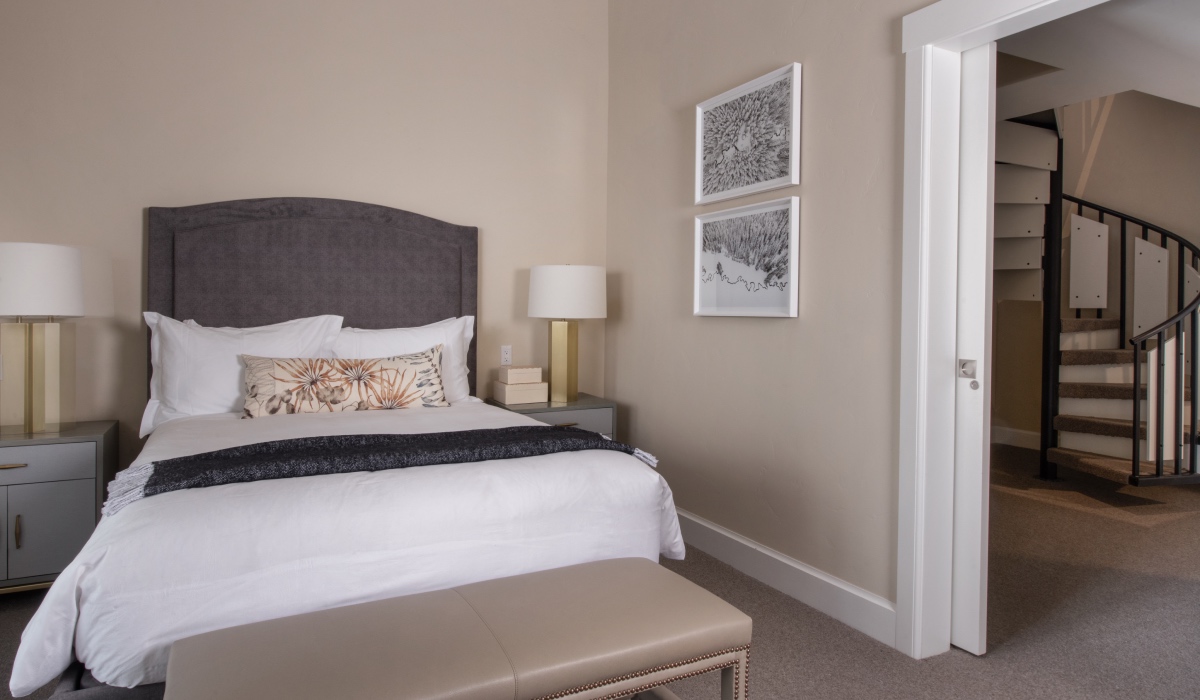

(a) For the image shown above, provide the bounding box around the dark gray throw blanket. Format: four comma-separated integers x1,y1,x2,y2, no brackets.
103,426,657,517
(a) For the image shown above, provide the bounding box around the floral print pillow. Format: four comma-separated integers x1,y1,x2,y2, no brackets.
240,345,450,418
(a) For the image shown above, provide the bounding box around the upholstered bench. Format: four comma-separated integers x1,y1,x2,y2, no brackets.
165,558,752,700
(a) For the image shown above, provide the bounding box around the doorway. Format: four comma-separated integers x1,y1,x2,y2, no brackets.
896,0,1113,660
899,0,1200,661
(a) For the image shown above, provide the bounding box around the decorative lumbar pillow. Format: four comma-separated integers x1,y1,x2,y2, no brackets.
140,313,344,436
332,317,475,405
241,346,450,418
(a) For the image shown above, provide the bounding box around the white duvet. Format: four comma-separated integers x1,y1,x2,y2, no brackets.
10,404,685,696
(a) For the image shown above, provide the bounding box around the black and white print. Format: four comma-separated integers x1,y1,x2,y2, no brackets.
694,197,799,317
702,77,791,195
696,64,801,204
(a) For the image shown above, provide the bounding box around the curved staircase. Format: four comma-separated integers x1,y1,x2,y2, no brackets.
1042,200,1200,486
1050,319,1169,480
992,117,1200,486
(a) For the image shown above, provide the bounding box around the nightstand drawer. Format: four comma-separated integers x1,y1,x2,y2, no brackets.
8,479,96,579
523,408,614,435
0,443,95,486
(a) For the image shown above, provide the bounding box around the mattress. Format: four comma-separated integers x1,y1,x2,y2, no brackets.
10,404,685,696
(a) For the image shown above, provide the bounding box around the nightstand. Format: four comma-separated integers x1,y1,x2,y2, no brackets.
0,421,117,592
485,393,616,439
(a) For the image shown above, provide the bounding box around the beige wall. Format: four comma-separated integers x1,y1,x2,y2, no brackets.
1065,91,1200,245
0,0,610,466
1062,91,1200,321
2,0,931,601
607,0,925,600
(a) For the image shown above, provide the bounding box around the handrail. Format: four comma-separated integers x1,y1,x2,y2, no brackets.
1061,194,1200,483
1064,195,1193,244
1063,194,1200,344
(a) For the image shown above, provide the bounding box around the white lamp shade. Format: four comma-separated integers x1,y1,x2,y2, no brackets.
528,265,607,319
0,242,86,317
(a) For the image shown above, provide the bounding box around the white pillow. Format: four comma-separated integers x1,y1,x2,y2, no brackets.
332,317,475,404
140,313,343,437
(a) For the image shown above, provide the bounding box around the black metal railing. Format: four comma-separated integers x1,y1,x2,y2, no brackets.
1039,140,1065,481
1063,194,1200,486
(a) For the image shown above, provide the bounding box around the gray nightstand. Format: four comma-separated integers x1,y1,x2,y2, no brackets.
486,393,616,439
0,420,117,592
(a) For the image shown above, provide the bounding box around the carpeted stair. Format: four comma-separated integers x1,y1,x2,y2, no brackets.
1048,316,1194,483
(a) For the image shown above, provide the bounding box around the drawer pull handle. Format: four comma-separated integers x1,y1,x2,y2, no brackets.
0,463,28,470
554,422,579,428
14,514,21,550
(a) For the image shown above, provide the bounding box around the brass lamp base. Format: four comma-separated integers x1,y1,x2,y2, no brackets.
0,321,76,435
548,320,579,404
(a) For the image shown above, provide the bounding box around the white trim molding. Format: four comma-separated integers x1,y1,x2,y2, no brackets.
677,509,896,647
896,43,961,660
902,0,1110,54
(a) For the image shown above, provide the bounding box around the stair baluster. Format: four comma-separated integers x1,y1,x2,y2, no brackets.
1056,195,1200,485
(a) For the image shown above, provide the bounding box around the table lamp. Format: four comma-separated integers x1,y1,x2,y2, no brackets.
527,265,606,403
0,242,85,434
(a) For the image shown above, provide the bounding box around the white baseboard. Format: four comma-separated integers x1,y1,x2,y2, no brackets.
676,509,897,648
990,425,1039,449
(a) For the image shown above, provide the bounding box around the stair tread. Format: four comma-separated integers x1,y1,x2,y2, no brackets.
1047,447,1190,482
1060,349,1135,366
1059,382,1142,400
1046,447,1148,483
1054,414,1143,439
1061,318,1121,333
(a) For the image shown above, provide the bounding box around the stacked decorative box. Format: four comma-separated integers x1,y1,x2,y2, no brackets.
492,366,548,405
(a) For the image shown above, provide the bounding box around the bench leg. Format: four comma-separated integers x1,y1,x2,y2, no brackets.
721,666,735,700
721,648,750,700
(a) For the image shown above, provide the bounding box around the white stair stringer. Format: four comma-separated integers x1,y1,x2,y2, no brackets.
1059,363,1144,384
995,238,1042,270
995,204,1045,239
1058,431,1146,461
995,121,1058,171
993,125,1053,303
1060,329,1120,350
1058,398,1142,420
1058,397,1190,422
995,269,1042,302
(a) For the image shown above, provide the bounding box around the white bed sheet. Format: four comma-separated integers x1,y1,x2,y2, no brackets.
10,404,685,696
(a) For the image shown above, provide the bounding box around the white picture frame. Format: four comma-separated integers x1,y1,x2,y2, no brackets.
694,196,800,317
695,63,801,205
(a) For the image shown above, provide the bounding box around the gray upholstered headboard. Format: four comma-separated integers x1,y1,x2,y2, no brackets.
147,197,479,393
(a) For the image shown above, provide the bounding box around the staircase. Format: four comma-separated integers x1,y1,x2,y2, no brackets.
995,118,1200,487
1051,318,1161,479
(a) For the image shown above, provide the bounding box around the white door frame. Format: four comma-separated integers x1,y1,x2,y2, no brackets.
896,0,1112,659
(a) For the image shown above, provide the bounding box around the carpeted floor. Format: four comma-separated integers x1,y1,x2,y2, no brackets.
0,588,52,700
661,445,1200,699
2,444,1198,699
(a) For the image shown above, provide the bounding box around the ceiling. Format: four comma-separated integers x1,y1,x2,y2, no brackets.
997,0,1200,121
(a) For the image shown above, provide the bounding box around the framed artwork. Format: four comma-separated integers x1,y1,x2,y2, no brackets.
695,63,801,205
694,196,799,317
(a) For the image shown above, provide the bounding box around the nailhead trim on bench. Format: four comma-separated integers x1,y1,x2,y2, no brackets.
533,644,752,700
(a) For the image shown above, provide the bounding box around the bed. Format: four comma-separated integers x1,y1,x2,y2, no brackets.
10,198,685,697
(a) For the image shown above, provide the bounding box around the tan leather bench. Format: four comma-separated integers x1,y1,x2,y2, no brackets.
165,558,752,700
